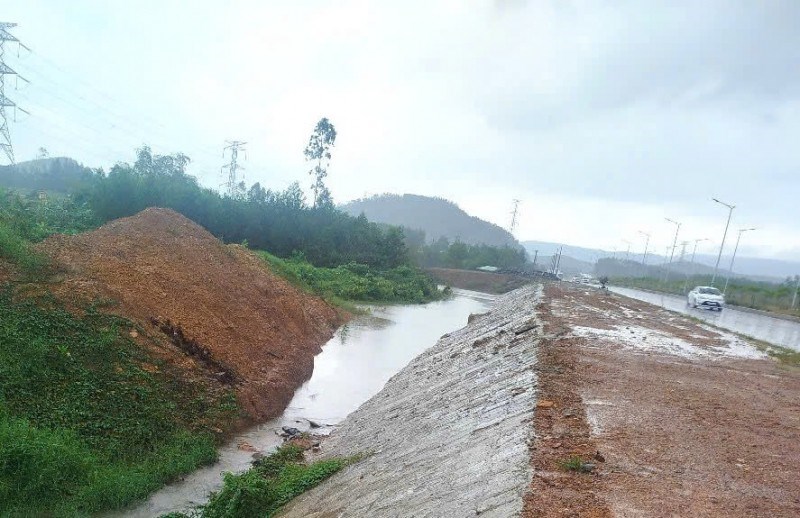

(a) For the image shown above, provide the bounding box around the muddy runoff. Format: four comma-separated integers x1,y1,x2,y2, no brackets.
116,288,494,517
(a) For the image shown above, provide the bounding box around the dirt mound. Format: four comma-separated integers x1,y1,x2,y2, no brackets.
38,208,342,420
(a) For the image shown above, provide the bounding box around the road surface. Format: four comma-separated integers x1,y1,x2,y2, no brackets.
610,286,800,351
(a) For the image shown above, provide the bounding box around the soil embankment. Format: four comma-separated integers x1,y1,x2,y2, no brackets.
525,283,800,517
279,285,543,517
427,267,531,294
37,208,342,420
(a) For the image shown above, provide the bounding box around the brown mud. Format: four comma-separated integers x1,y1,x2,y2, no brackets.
36,208,343,421
525,283,800,517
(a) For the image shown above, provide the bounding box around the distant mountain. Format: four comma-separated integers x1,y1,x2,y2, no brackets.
0,157,93,193
340,194,520,248
523,240,798,281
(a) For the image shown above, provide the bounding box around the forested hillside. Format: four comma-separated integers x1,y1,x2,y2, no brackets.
340,194,520,248
0,157,92,193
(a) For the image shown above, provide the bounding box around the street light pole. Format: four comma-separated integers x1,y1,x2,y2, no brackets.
682,238,709,294
711,198,735,286
792,275,800,311
722,227,756,295
638,230,650,277
622,239,632,261
664,218,681,284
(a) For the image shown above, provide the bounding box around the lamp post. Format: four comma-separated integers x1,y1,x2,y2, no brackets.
722,227,756,295
622,239,632,261
682,238,709,294
638,230,650,277
663,218,681,284
711,198,735,285
792,275,799,311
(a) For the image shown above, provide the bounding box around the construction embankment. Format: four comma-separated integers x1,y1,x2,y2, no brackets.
36,208,342,421
278,283,800,517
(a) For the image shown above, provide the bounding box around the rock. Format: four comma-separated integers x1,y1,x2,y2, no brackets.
129,329,139,338
537,400,555,408
561,408,576,417
594,450,605,462
580,463,596,472
308,419,322,428
237,441,257,452
281,426,301,436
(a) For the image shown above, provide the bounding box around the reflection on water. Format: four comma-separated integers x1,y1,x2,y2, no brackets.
117,288,494,517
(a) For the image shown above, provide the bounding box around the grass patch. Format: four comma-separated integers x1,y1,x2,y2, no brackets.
0,221,52,278
180,444,358,518
558,455,593,473
0,287,240,515
259,251,448,305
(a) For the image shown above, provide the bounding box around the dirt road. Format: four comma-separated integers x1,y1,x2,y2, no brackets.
526,283,800,517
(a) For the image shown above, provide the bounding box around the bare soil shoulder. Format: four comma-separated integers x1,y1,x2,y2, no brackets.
525,283,800,516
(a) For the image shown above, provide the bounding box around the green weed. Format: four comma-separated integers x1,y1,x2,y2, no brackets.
196,444,356,518
0,288,239,515
259,251,446,305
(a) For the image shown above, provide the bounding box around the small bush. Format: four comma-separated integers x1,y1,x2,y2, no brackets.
199,444,352,518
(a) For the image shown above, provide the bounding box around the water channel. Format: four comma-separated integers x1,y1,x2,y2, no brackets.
118,288,494,517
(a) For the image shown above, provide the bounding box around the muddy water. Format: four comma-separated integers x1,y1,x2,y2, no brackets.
610,286,800,351
118,289,494,517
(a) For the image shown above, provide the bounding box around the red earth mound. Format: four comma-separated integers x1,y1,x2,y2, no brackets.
37,208,342,421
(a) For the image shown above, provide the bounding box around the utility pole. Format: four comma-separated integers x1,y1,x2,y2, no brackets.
678,240,689,262
711,198,735,286
0,22,29,165
723,227,756,295
531,249,538,271
554,246,563,277
791,275,799,311
638,230,650,278
509,199,521,235
221,140,246,197
663,218,681,284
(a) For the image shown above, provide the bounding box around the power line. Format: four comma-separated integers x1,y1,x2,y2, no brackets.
221,140,246,197
0,22,29,165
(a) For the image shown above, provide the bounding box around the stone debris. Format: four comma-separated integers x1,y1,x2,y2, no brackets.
278,285,543,518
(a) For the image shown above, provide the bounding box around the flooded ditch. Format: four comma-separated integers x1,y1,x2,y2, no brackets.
117,288,494,517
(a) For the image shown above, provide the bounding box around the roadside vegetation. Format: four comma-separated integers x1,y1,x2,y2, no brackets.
0,287,239,515
610,275,800,318
260,252,447,304
167,444,358,518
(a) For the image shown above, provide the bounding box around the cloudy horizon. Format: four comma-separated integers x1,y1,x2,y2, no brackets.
4,1,799,262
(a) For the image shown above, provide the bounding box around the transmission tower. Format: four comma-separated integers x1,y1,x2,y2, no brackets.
509,199,521,235
0,22,29,165
221,140,246,197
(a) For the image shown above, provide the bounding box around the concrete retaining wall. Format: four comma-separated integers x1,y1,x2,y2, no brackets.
279,285,542,518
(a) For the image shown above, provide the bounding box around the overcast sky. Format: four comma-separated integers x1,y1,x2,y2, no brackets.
4,0,800,261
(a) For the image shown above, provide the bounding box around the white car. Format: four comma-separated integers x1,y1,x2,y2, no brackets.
687,286,725,311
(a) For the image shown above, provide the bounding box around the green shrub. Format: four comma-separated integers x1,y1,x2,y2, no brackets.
259,252,445,304
199,445,352,518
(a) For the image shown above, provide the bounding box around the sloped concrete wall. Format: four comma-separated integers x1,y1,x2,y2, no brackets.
280,285,542,518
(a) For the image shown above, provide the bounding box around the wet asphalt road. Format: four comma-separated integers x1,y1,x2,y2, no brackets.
609,286,800,351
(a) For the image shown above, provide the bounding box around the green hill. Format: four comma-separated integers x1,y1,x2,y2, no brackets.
340,194,520,248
